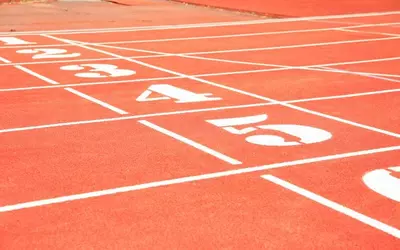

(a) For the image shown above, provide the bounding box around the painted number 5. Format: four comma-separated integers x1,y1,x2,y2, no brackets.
60,64,136,78
363,166,400,202
206,114,332,146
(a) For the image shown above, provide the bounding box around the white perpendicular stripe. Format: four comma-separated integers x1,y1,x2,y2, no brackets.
15,65,60,85
0,56,11,63
138,120,242,165
64,88,128,115
261,175,400,239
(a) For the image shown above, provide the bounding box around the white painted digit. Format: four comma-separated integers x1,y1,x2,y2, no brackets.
246,124,332,146
0,37,35,45
17,48,80,59
137,84,221,103
363,166,400,202
60,64,135,78
207,114,267,135
206,114,332,146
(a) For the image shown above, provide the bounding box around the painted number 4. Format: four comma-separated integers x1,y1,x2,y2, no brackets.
206,114,332,146
137,84,222,103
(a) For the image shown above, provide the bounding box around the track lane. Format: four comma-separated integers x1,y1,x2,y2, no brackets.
83,29,389,56
0,88,122,129
298,91,400,134
0,118,241,206
56,20,351,44
266,150,400,230
2,167,399,249
1,5,400,250
70,78,265,115
199,68,400,101
198,38,400,67
0,65,49,89
333,59,400,77
139,104,400,166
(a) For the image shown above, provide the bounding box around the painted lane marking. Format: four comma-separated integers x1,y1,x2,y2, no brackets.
262,175,400,239
64,88,128,115
138,120,242,165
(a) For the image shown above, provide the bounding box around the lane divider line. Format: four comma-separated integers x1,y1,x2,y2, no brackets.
262,174,400,239
138,120,242,165
0,56,128,115
64,87,128,115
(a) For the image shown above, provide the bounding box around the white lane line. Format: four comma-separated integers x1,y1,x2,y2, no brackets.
85,39,400,70
170,53,400,83
0,56,11,63
184,36,400,56
1,145,399,212
1,35,399,67
138,120,242,165
44,35,400,139
287,88,400,103
85,41,290,69
0,56,120,67
0,69,283,92
0,56,60,85
1,56,399,93
337,28,400,37
0,56,128,114
314,66,400,83
2,21,398,49
92,22,400,45
1,11,399,35
64,87,128,115
262,175,400,239
15,65,60,85
317,56,400,68
0,102,272,134
81,35,400,59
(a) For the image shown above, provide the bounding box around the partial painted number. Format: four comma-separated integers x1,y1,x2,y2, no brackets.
0,37,35,45
363,166,400,202
17,48,80,59
60,64,135,78
206,114,332,146
137,84,221,103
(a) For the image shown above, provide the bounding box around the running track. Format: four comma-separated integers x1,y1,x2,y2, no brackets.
1,7,400,249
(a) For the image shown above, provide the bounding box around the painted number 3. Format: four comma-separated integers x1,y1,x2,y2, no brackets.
206,114,332,147
60,64,136,78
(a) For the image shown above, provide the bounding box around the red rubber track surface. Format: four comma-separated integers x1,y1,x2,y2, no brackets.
170,0,400,17
1,1,400,249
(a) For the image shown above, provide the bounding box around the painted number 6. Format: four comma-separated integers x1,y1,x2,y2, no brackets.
206,114,332,146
